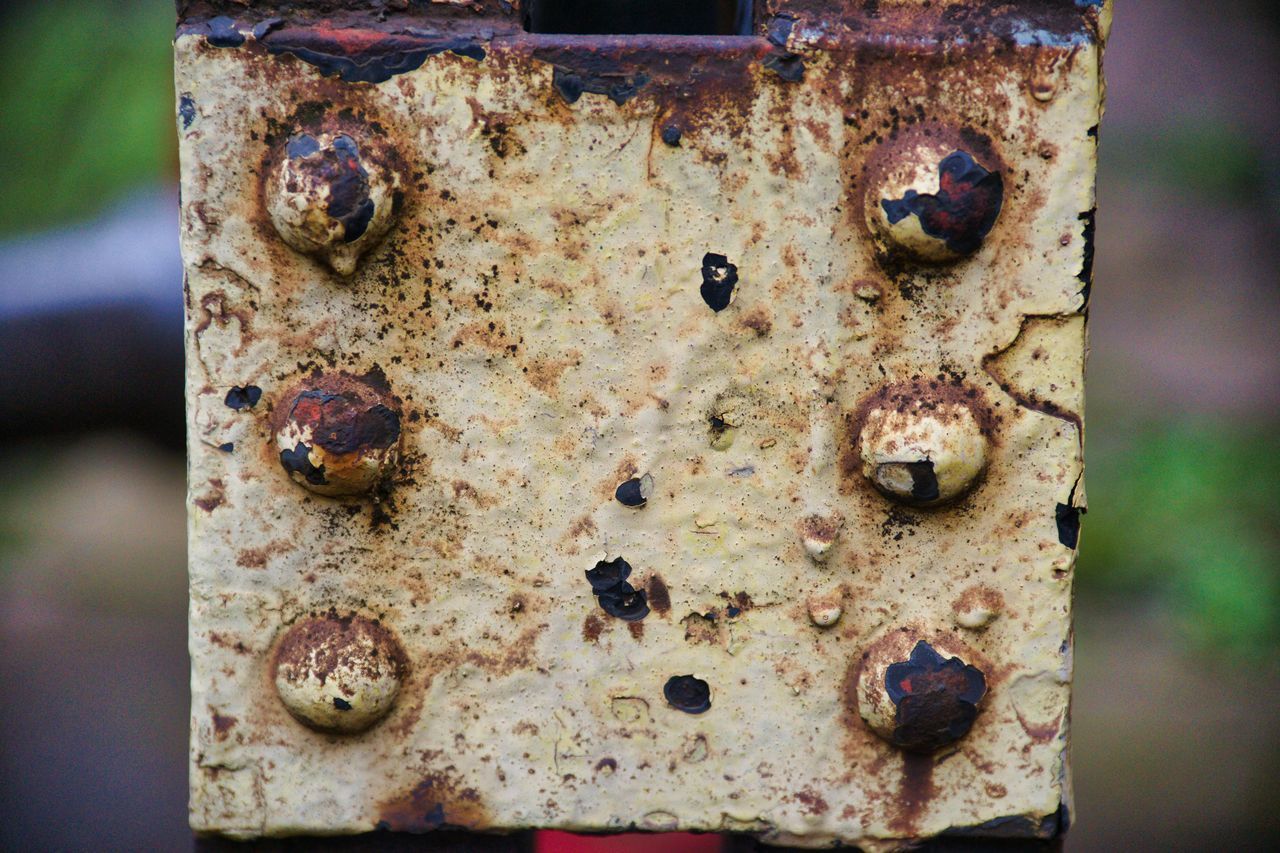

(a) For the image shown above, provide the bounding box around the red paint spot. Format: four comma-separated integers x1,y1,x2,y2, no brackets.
536,832,723,853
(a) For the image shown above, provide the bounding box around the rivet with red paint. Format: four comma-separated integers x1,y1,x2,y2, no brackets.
266,131,401,275
863,134,1004,263
856,635,987,753
272,371,402,497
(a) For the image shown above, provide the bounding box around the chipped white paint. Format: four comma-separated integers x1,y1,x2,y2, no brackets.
181,1,1107,846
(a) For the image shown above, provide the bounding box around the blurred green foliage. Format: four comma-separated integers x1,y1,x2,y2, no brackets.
0,0,174,236
1079,418,1280,658
1107,119,1272,205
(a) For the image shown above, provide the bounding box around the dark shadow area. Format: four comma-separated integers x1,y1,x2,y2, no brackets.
524,0,753,36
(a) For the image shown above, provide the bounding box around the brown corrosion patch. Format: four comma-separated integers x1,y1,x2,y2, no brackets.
270,609,409,689
891,753,936,836
235,538,293,569
953,585,1004,619
193,478,226,513
646,574,671,616
794,788,830,816
582,612,605,643
211,711,237,740
376,768,488,832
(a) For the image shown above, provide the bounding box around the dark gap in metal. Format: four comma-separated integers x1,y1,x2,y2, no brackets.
523,0,754,36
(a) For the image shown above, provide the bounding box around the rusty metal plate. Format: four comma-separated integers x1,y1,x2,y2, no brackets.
179,1,1107,847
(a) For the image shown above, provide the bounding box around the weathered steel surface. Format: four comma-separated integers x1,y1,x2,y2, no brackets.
179,1,1107,848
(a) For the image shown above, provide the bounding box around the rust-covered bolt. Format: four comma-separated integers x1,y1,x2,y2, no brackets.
857,637,986,753
864,140,1003,263
272,372,402,497
266,131,401,275
272,611,408,735
856,384,990,507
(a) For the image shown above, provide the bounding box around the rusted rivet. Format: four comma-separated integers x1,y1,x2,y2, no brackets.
865,142,1003,262
857,638,986,753
272,372,401,497
664,675,712,714
800,514,842,563
272,611,408,734
586,557,649,621
266,131,401,275
856,387,989,507
615,473,654,507
807,591,843,627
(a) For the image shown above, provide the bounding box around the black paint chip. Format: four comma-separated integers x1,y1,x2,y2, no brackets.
881,150,1004,256
286,133,320,159
333,697,352,711
660,124,682,147
224,385,262,410
664,675,711,714
1076,208,1096,311
178,94,196,130
259,32,486,85
1055,503,1082,549
904,460,940,503
700,253,738,312
586,557,632,593
763,51,805,83
280,442,327,486
597,582,650,621
552,67,650,106
217,442,235,453
586,557,649,621
325,135,376,243
204,16,246,48
885,641,986,753
615,473,653,507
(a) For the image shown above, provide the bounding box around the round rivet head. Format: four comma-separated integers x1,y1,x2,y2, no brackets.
273,372,402,497
272,611,408,734
864,137,1003,263
807,591,843,627
856,384,990,507
266,131,400,275
857,636,986,753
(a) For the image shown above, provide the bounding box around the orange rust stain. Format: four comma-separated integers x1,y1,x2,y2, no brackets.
376,768,489,832
236,538,293,569
451,479,495,508
738,306,774,337
953,585,1004,619
522,351,581,394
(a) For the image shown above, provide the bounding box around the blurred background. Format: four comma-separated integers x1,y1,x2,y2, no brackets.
1,1,1277,850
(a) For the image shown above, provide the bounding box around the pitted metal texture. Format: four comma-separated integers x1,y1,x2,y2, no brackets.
180,1,1107,847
